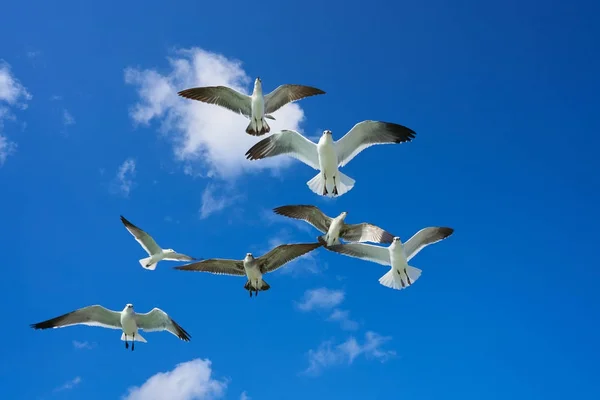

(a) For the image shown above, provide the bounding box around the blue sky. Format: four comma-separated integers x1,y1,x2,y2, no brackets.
1,0,599,399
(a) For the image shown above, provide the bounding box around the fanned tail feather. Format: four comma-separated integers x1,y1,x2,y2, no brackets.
121,332,147,343
139,256,157,270
307,173,334,197
379,266,422,290
335,171,355,196
246,118,270,136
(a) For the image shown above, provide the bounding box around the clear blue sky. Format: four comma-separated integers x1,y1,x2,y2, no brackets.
1,0,599,399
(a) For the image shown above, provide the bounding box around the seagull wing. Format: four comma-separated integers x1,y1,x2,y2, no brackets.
162,252,197,262
341,223,395,244
135,308,191,341
120,215,162,256
326,243,391,266
403,227,454,262
258,242,322,273
177,86,252,117
30,305,122,330
245,130,320,169
335,120,416,167
272,205,332,233
173,258,245,276
264,84,326,114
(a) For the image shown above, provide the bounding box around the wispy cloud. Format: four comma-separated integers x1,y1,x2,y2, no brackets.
199,183,243,219
111,158,136,197
296,288,345,311
0,61,31,166
63,109,75,126
327,308,359,331
304,332,396,376
72,340,95,350
240,392,250,400
124,47,306,181
123,358,227,400
54,376,81,392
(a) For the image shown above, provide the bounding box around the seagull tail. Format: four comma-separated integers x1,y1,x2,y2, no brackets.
334,171,355,196
246,118,270,136
307,173,333,197
379,266,422,290
121,332,147,343
139,256,157,271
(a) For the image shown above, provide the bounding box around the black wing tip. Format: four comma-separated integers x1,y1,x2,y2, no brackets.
30,320,55,330
439,227,455,238
171,319,192,341
377,121,416,142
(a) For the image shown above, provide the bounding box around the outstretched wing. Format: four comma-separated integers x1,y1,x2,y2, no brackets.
163,252,197,262
264,84,325,114
403,227,454,261
258,242,322,273
335,120,416,167
341,223,395,244
135,308,191,341
173,259,245,276
326,243,391,266
245,130,320,169
272,205,332,233
178,86,252,117
30,305,122,330
120,215,162,256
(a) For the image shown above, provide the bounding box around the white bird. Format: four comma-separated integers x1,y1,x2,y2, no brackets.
174,242,322,297
178,77,326,136
120,215,197,270
273,204,395,247
245,120,416,197
30,303,191,351
327,227,454,290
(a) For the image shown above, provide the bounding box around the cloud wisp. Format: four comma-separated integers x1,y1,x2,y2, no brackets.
111,158,136,197
296,287,358,331
0,61,31,165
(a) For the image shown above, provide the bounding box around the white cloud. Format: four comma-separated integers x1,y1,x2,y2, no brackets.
124,47,306,179
0,62,30,166
327,308,359,331
304,331,396,375
112,158,136,197
296,288,345,312
54,376,82,392
63,109,75,126
72,340,94,350
123,359,227,400
239,392,250,400
199,183,242,219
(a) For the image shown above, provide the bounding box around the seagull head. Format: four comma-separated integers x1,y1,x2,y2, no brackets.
340,211,348,219
254,77,262,86
245,252,254,260
323,130,332,136
125,304,134,311
392,237,402,245
164,248,175,253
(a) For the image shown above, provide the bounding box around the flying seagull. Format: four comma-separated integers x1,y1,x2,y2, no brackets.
174,242,322,297
273,205,395,247
328,227,454,290
245,120,416,197
120,215,197,270
30,304,191,351
178,77,325,136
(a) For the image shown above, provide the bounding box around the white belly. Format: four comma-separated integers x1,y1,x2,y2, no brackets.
251,94,264,119
317,141,338,176
245,264,262,282
326,220,343,246
120,314,137,335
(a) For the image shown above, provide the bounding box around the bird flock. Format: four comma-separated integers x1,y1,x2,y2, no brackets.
30,77,454,350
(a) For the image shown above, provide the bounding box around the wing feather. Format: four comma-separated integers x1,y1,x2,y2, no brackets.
335,120,416,167
120,215,162,255
326,243,391,266
30,305,122,330
135,308,191,341
173,259,245,276
403,227,454,261
178,86,252,117
245,130,320,169
258,242,322,273
341,223,395,244
272,205,332,233
264,84,325,114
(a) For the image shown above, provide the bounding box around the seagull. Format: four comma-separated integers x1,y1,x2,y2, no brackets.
273,205,395,247
327,227,454,290
174,242,322,297
245,120,416,197
178,77,326,136
30,304,191,351
120,215,197,270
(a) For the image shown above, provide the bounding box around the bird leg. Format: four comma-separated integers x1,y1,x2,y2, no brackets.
404,268,412,285
249,290,253,298
124,335,129,349
132,333,135,351
322,173,328,195
332,176,339,196
255,289,258,297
